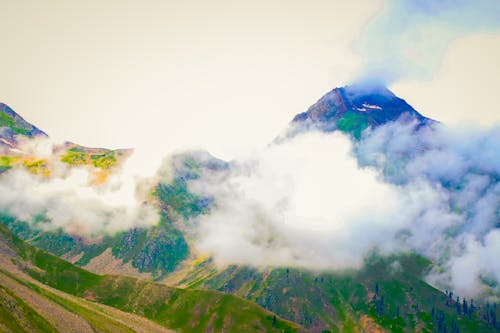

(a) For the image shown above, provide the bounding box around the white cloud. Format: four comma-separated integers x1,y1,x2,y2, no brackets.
188,120,500,298
193,131,402,269
0,144,160,236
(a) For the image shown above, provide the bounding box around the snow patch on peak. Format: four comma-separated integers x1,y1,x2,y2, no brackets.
362,103,382,110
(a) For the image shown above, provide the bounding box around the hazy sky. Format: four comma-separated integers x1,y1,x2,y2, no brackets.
1,0,500,159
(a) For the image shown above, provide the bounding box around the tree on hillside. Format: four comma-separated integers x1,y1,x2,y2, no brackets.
463,299,468,316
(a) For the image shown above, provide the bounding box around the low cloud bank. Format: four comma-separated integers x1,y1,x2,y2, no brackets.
191,132,402,269
189,121,499,298
0,138,160,236
356,121,500,299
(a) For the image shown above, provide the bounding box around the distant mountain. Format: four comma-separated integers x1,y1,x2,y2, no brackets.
286,83,435,139
0,103,47,150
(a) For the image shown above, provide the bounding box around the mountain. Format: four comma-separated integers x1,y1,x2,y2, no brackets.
0,85,499,332
286,83,435,139
0,103,47,150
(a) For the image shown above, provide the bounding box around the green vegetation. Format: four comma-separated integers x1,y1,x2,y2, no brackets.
6,276,137,333
0,268,176,333
336,111,369,139
0,155,19,167
1,211,192,280
156,178,209,219
154,155,213,219
32,231,86,257
0,222,303,332
0,155,18,173
75,241,112,266
194,254,498,332
60,147,87,165
90,153,118,169
61,147,118,170
0,112,31,136
111,223,189,278
6,229,105,296
0,285,57,333
21,158,49,175
0,212,84,258
29,222,189,279
0,156,49,175
91,276,300,333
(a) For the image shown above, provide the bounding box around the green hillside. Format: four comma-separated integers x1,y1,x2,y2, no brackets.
0,222,304,332
172,255,499,333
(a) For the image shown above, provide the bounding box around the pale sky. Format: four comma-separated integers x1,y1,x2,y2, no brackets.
1,0,499,160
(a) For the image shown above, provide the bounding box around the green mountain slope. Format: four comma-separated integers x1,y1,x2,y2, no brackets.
0,222,305,332
167,254,499,333
0,225,174,332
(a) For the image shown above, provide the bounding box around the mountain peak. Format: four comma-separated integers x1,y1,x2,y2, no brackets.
290,82,433,138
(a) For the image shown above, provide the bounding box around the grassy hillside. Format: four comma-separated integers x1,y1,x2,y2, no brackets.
0,222,305,332
0,269,175,333
0,226,173,332
0,283,57,333
174,255,499,333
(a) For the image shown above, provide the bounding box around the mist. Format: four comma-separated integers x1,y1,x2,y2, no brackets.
0,138,160,236
355,0,500,83
188,120,499,299
356,121,500,299
190,131,402,269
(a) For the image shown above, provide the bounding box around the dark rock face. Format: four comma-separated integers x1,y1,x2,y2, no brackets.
289,83,435,138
